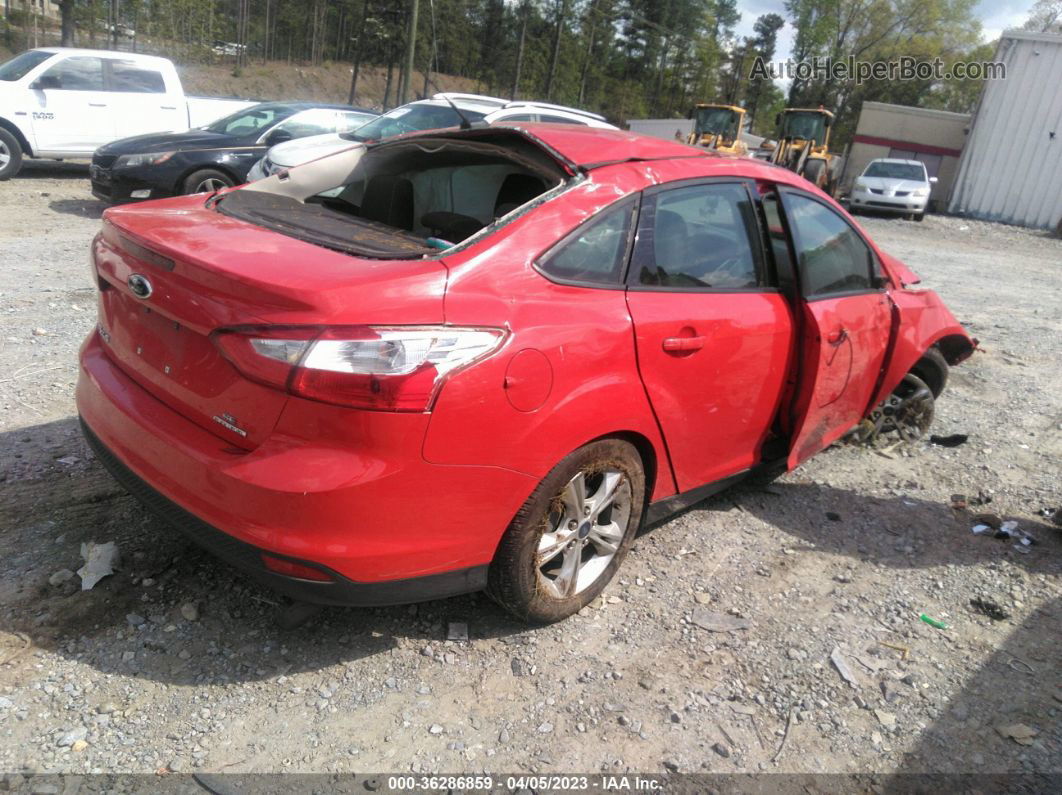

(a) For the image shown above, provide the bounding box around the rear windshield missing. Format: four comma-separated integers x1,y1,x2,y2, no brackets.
218,135,568,259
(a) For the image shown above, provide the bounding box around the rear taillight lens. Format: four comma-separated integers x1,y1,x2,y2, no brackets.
213,325,506,412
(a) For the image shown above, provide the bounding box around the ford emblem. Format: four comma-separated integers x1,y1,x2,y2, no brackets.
127,273,152,299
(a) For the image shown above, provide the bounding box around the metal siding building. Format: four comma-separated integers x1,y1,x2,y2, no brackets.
948,30,1062,230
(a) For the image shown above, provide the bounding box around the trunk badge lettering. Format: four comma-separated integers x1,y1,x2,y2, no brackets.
212,413,247,437
127,273,153,299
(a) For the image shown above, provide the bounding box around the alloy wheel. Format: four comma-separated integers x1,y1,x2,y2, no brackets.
536,468,632,599
194,176,229,193
0,140,10,170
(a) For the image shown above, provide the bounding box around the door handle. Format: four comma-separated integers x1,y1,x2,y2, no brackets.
826,328,848,345
160,105,177,110
88,103,107,107
662,336,706,352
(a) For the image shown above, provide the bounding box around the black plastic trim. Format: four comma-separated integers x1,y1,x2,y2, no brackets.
80,418,488,607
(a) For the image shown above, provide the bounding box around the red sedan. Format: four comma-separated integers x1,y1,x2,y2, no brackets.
77,125,975,623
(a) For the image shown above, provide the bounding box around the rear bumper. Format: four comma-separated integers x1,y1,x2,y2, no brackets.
81,418,487,606
76,331,533,605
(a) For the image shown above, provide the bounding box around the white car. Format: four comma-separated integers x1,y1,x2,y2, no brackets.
246,93,615,181
848,158,938,221
0,47,255,180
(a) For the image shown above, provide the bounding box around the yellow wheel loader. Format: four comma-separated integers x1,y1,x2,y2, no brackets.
766,107,837,195
687,104,748,156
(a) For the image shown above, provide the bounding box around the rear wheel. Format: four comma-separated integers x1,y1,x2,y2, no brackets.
914,211,925,222
488,439,645,624
182,168,235,195
0,128,24,181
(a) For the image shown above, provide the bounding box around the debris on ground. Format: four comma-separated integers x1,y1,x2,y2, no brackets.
76,541,119,590
830,646,861,688
969,598,1010,621
690,608,751,632
996,521,1036,547
996,723,1039,746
930,434,968,447
950,494,967,510
447,622,469,642
919,613,948,630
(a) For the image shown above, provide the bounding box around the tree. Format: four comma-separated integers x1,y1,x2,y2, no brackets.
1024,0,1062,33
744,13,784,129
58,0,76,46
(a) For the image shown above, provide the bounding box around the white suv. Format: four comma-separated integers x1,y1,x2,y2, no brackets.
247,93,615,181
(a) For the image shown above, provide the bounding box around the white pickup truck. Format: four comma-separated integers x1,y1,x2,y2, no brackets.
0,47,255,180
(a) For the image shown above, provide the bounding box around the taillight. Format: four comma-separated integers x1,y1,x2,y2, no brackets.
213,325,506,411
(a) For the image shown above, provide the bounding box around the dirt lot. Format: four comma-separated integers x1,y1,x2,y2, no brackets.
0,162,1059,783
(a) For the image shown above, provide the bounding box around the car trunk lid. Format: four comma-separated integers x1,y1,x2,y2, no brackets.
92,196,448,450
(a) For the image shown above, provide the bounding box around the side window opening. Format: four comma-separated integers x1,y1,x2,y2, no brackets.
631,182,762,289
786,193,875,297
536,200,634,286
38,56,104,91
108,60,165,93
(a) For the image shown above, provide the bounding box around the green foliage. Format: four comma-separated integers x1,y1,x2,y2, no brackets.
4,0,991,132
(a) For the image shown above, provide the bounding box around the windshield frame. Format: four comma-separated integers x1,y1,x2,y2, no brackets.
780,112,827,146
202,103,301,136
0,50,55,82
863,161,927,182
693,107,739,137
341,103,487,142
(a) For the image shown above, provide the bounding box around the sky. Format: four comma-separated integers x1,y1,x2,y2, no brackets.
733,0,1034,64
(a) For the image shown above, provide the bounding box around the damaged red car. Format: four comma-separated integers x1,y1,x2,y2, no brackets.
77,125,975,623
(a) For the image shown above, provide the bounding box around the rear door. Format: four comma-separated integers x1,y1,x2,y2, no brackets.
103,58,184,136
625,180,795,492
777,188,894,467
30,55,112,152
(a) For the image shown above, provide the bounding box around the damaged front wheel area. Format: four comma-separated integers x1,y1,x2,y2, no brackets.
856,373,936,444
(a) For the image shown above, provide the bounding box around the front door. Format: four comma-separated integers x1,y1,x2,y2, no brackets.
30,55,113,153
625,180,795,492
778,189,894,467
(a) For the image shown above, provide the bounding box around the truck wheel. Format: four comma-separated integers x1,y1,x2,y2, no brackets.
801,158,827,190
488,439,645,624
182,168,234,195
0,128,24,181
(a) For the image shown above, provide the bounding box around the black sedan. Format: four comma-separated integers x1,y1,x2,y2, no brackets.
90,102,376,202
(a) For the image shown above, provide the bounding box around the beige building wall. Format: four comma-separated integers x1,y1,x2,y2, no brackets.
841,102,970,210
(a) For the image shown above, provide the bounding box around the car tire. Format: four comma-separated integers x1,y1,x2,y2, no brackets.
914,212,925,222
0,127,24,181
487,438,646,624
182,168,235,195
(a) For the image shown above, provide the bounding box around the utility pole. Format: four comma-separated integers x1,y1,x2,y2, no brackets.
399,0,419,105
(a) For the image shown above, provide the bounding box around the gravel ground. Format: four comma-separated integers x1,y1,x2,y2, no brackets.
0,162,1059,781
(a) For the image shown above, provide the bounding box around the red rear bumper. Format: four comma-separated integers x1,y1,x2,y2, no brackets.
76,332,535,604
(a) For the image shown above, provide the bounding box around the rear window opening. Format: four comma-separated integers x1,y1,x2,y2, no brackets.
218,134,569,259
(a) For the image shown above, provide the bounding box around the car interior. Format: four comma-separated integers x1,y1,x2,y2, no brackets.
219,135,568,258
